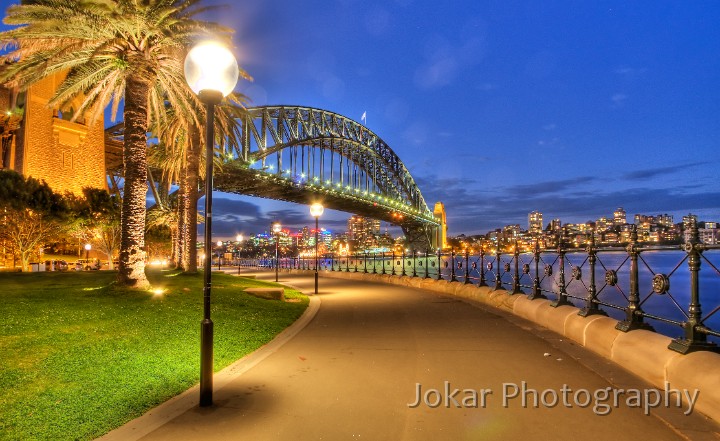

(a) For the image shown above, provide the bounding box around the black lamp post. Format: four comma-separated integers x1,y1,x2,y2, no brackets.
273,222,282,282
235,234,243,265
216,240,223,270
310,203,324,294
184,41,239,408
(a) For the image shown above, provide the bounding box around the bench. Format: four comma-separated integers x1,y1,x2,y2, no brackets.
244,287,285,301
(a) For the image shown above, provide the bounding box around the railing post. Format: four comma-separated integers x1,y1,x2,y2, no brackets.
528,240,545,300
616,225,652,330
412,250,417,278
450,249,457,282
512,240,522,294
424,249,430,279
436,249,443,281
372,252,377,274
494,242,502,290
363,252,368,273
464,249,471,284
381,252,386,275
402,249,407,276
346,254,350,272
354,253,358,272
479,248,487,287
330,253,334,271
391,251,396,276
551,237,573,307
669,218,718,353
579,235,605,317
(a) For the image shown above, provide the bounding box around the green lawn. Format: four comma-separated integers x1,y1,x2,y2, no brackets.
0,270,308,440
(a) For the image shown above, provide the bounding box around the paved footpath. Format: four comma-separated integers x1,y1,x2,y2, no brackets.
109,270,719,441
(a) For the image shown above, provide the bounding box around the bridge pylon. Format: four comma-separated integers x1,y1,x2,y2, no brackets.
432,202,448,250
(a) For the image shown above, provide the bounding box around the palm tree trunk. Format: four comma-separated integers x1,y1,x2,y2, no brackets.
118,77,151,288
183,125,201,273
176,172,186,269
177,142,190,270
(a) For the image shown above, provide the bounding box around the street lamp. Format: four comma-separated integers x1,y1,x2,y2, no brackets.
216,240,223,270
272,222,282,282
184,40,239,408
310,203,324,294
84,243,91,270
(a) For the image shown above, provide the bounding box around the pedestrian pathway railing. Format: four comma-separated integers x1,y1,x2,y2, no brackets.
238,226,719,355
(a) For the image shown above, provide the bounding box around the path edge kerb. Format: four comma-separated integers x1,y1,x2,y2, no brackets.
97,292,320,441
311,269,720,424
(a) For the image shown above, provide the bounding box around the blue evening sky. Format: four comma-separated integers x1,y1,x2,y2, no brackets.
3,1,719,238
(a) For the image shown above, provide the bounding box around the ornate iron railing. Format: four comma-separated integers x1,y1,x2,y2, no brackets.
237,224,719,354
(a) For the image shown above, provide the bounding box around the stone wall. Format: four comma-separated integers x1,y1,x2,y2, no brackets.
17,72,106,195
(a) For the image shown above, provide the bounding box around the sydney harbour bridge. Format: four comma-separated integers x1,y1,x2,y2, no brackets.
106,105,445,250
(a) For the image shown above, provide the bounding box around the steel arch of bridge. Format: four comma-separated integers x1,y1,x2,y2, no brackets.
216,105,440,249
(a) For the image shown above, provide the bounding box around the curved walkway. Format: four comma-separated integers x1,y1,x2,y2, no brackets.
115,271,716,440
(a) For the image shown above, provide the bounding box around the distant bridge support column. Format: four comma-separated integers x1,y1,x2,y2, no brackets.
403,224,434,252
433,202,448,250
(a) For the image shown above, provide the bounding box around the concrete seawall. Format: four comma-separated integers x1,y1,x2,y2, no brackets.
295,269,720,423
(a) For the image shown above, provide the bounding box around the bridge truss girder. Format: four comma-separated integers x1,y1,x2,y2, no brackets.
236,106,432,216
215,163,438,251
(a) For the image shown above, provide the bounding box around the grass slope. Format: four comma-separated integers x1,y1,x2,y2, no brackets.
0,270,308,440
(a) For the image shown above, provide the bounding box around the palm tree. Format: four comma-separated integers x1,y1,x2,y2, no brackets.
0,0,236,288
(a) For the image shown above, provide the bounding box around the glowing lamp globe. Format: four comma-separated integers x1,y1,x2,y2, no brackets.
184,41,239,99
84,243,91,251
216,241,223,247
272,222,282,234
310,203,324,218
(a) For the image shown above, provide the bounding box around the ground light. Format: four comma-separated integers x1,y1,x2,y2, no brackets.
184,40,239,407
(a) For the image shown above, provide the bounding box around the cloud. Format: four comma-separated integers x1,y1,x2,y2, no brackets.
614,66,648,77
542,123,557,131
503,177,598,197
611,93,627,107
475,83,496,91
414,29,486,89
621,162,704,180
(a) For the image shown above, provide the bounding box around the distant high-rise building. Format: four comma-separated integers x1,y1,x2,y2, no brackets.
528,211,543,235
657,214,674,228
683,214,699,243
595,217,612,232
613,207,627,225
683,214,698,229
550,219,562,232
347,215,381,249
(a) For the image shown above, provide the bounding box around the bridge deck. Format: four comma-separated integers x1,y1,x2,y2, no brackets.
105,271,717,441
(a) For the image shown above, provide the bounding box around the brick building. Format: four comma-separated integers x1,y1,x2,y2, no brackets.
0,71,106,195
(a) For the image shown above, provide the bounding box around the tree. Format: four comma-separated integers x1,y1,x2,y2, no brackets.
0,170,68,271
0,0,239,288
74,188,122,270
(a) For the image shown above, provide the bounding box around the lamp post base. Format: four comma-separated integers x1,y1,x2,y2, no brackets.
199,318,214,407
